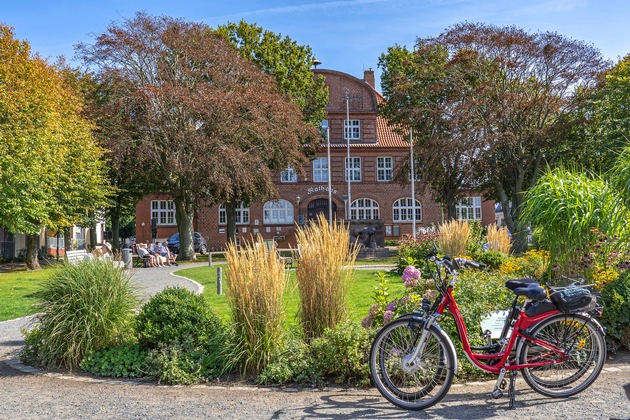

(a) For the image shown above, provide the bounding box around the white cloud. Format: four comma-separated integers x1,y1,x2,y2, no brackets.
216,0,389,19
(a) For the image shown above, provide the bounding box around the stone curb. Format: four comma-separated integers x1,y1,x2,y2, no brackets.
6,354,629,391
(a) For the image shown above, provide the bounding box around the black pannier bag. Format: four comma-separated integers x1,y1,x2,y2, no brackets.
550,287,594,312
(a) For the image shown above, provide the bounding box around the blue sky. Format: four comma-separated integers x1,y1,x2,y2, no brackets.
3,0,629,91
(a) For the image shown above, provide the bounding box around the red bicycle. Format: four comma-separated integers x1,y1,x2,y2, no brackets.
369,249,606,410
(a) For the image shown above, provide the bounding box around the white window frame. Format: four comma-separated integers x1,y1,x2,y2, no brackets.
350,198,380,220
345,157,362,182
377,157,393,182
392,198,422,222
218,203,250,225
313,157,329,183
344,119,361,140
263,199,294,225
151,200,176,226
280,166,297,183
456,196,482,221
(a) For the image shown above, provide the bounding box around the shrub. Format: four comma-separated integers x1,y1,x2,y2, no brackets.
295,214,359,338
600,271,630,350
396,229,439,274
135,287,222,349
21,259,138,369
475,250,509,270
80,344,148,378
310,321,371,386
145,343,203,385
486,224,511,254
256,338,322,386
257,322,372,387
225,237,287,374
439,220,470,257
499,250,549,280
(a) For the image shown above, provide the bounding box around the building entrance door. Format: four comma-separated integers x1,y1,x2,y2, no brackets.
307,199,337,222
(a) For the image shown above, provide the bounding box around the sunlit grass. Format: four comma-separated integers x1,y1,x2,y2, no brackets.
0,268,58,321
179,265,406,327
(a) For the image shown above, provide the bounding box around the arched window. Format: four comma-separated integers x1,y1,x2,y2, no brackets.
392,198,422,222
263,199,294,224
218,203,250,225
350,198,380,220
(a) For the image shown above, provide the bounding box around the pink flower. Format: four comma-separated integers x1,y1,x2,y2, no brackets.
361,316,373,328
402,265,421,287
386,301,397,312
383,310,394,324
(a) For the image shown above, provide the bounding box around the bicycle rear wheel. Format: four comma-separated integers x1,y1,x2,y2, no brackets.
369,318,456,410
517,313,606,397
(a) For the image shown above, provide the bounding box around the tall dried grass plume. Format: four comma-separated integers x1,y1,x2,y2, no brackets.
225,237,286,374
438,219,470,257
486,223,511,254
295,214,360,339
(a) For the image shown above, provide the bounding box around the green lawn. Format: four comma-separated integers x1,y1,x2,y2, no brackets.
0,268,58,321
0,262,408,326
176,265,406,327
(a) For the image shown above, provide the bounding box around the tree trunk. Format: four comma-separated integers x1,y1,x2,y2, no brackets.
63,227,72,251
89,226,97,251
110,203,122,250
25,233,41,270
174,198,196,261
226,202,237,245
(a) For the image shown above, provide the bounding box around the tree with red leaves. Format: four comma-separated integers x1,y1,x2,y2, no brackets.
78,13,319,259
380,22,608,251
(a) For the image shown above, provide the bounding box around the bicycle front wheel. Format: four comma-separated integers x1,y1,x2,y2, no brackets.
517,313,606,397
369,318,456,410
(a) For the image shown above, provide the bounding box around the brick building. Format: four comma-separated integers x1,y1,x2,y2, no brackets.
135,68,495,249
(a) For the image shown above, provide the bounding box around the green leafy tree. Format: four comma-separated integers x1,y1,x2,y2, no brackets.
84,73,154,250
587,54,630,170
0,24,109,269
77,13,319,259
379,43,487,219
216,21,328,241
379,23,608,251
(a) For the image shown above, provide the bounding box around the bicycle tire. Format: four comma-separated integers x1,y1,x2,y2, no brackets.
369,317,456,410
517,313,606,397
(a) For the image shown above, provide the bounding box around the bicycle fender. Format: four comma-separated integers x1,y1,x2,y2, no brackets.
391,313,459,375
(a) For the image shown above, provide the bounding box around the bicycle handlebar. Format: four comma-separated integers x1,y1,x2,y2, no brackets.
455,258,487,269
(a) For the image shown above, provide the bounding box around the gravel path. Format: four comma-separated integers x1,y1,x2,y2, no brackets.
1,264,629,419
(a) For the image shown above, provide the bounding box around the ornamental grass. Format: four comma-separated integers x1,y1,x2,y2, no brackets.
225,237,286,375
295,214,360,339
438,219,470,257
22,259,138,369
486,223,511,254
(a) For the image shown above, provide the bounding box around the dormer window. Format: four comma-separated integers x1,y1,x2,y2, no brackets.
344,120,360,140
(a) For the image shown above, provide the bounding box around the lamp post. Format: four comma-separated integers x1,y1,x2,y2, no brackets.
141,221,146,243
322,120,333,222
344,94,352,220
410,126,416,239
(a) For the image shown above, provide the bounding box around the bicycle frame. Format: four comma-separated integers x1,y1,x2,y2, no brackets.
434,286,564,373
423,254,567,374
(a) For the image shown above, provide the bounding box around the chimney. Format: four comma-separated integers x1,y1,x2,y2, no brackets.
364,68,375,89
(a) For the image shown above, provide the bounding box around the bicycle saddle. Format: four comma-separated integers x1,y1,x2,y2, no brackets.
505,278,538,290
512,283,547,301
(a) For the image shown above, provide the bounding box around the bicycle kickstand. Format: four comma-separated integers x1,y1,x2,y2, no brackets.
508,370,518,408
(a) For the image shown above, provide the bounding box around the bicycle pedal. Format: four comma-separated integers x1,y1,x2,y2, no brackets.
491,389,503,399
